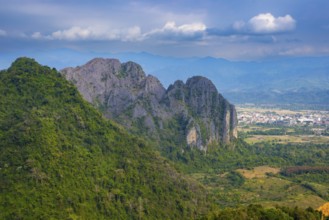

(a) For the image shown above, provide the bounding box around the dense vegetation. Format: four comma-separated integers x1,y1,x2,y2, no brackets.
0,58,209,219
204,204,323,220
163,139,329,174
282,166,329,176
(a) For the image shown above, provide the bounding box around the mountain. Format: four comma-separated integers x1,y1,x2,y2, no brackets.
61,58,237,152
0,58,209,219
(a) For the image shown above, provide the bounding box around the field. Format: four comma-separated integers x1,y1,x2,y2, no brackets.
236,166,280,179
189,165,329,209
236,106,304,115
244,134,329,144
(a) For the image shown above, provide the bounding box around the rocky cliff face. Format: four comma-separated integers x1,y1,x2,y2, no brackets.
61,58,237,151
163,76,238,151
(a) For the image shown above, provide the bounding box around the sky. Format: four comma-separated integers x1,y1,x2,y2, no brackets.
1,0,329,68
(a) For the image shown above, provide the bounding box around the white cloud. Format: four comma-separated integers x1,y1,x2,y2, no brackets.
231,13,296,34
122,26,143,41
166,22,206,33
51,26,92,40
0,29,7,36
149,21,206,35
145,21,207,40
248,13,296,34
32,27,94,40
32,26,143,42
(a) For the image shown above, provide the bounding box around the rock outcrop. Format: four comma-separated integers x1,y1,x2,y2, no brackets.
61,58,238,151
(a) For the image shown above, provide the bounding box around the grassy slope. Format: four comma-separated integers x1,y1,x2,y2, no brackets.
0,58,208,219
165,136,329,209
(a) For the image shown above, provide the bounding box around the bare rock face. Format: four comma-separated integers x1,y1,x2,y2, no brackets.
163,76,237,151
61,58,237,151
62,58,166,131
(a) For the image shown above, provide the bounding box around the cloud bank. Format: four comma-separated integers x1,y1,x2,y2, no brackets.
31,21,207,42
29,13,294,43
32,26,143,42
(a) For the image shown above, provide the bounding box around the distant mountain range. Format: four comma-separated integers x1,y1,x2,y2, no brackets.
113,53,329,105
2,50,328,105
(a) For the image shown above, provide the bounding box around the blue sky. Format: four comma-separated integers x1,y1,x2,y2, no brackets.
1,0,329,68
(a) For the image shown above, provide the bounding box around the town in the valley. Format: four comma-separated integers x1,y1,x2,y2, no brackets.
237,106,329,128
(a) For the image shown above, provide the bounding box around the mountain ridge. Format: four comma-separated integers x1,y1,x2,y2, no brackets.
61,58,238,152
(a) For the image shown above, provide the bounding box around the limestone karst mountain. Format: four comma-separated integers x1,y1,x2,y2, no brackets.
61,58,237,151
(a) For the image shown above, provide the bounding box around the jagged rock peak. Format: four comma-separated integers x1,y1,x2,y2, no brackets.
85,57,120,66
121,61,146,79
82,58,121,73
186,76,218,92
168,80,185,89
142,75,166,100
163,76,237,150
71,58,146,80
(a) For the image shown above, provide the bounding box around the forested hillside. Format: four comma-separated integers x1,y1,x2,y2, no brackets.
0,58,208,219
